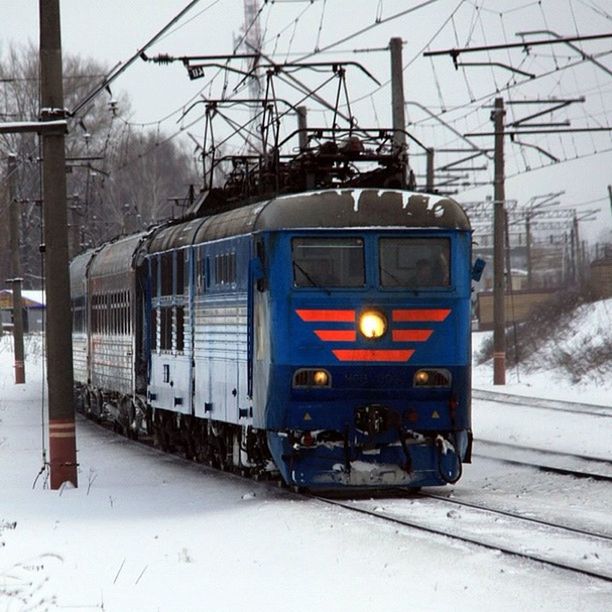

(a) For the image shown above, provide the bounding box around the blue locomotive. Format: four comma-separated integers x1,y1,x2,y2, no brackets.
71,131,477,490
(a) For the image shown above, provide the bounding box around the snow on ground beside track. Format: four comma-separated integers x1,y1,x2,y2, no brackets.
473,298,612,408
1,326,611,611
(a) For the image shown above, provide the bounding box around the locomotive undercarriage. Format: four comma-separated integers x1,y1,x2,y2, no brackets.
74,384,468,489
74,383,276,479
274,425,468,489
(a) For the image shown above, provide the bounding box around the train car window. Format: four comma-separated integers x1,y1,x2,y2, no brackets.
161,253,173,296
230,251,236,284
127,291,131,335
184,250,190,294
113,293,118,334
150,257,158,298
160,307,172,351
110,293,115,334
292,238,365,288
176,251,185,296
103,293,108,334
195,248,203,293
151,308,157,351
123,294,126,333
176,306,184,352
215,254,221,285
379,238,450,288
91,295,97,333
256,240,266,292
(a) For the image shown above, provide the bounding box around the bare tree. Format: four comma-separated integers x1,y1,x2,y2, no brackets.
0,43,199,288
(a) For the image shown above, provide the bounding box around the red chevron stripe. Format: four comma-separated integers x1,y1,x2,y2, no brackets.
296,309,356,322
314,330,357,342
392,329,433,342
332,349,415,362
392,309,451,322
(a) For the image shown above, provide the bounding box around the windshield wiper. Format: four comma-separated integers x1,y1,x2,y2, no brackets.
380,266,403,287
293,261,331,295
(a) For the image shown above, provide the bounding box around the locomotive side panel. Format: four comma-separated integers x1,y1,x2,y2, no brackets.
148,248,193,415
193,237,250,424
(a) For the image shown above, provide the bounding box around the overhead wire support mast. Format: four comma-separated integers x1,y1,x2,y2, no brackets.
492,98,506,386
7,153,25,384
40,0,78,489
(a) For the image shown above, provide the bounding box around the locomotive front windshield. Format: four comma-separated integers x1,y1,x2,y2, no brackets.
379,237,450,288
292,237,365,288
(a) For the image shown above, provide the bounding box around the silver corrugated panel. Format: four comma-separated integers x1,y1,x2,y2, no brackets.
90,335,133,394
72,334,88,383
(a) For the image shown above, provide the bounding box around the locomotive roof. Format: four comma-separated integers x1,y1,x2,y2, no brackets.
149,188,470,247
255,189,471,232
149,188,470,253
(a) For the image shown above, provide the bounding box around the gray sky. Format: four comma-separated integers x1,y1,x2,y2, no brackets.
2,0,611,244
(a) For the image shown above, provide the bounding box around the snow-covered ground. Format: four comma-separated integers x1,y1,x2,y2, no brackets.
472,297,612,407
1,300,611,611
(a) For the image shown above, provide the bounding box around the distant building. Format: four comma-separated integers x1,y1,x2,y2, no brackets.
0,289,46,333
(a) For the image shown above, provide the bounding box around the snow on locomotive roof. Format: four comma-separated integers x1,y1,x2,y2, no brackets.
188,188,470,246
256,188,470,231
123,188,470,257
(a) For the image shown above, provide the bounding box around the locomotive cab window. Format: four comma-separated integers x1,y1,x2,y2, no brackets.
292,237,365,288
379,238,450,288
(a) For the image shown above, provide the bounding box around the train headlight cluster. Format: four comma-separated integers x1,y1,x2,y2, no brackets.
359,310,387,339
413,369,452,387
293,368,331,388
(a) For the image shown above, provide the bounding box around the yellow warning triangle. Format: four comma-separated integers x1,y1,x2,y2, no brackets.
304,412,312,421
431,410,440,419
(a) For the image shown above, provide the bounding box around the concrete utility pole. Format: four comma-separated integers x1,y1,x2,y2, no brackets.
296,106,308,151
40,0,78,489
69,195,81,259
573,213,582,287
525,213,532,289
492,97,506,385
390,37,408,187
426,148,435,192
8,154,25,384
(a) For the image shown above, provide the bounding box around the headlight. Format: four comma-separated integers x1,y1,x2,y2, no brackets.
413,369,451,387
313,370,329,386
293,368,332,388
359,310,387,339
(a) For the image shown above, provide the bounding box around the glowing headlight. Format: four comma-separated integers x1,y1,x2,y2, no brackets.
293,368,332,388
414,370,430,385
413,369,452,387
359,310,387,339
313,370,329,386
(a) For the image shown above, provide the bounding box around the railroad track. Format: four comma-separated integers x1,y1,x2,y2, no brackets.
472,388,612,418
474,439,612,482
78,414,612,583
314,491,612,583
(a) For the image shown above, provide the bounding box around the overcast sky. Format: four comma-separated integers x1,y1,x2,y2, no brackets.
2,0,611,244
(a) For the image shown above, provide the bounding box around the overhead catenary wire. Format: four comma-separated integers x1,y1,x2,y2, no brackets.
53,0,610,198
71,0,207,118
